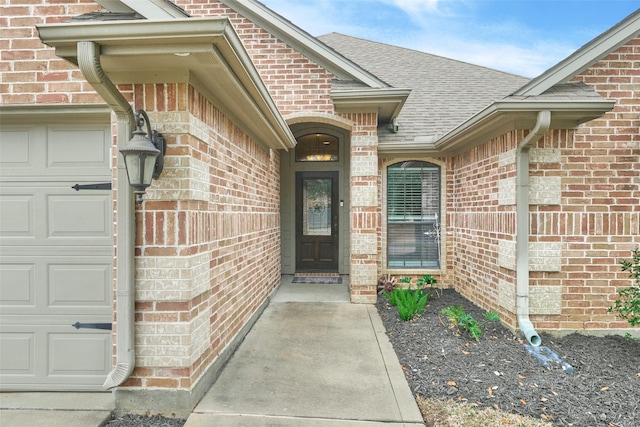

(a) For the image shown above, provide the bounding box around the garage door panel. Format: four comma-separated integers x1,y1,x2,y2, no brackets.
0,125,110,179
0,263,35,306
49,332,111,376
0,256,112,316
48,194,111,239
0,185,112,246
49,263,111,307
47,127,111,171
0,325,111,390
0,332,35,375
0,194,35,237
0,128,38,173
1,121,113,391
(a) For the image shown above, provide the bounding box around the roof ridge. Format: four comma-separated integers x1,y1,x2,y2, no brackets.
319,32,529,80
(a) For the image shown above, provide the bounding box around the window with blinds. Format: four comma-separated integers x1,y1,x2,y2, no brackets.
387,161,441,268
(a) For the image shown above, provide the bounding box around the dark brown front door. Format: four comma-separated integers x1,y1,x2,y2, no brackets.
295,171,339,272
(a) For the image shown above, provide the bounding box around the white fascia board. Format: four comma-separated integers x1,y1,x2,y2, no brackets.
37,18,296,150
431,99,615,155
379,98,615,156
514,9,640,96
331,88,411,123
221,0,388,88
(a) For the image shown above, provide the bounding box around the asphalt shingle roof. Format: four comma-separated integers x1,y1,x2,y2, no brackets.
318,33,531,144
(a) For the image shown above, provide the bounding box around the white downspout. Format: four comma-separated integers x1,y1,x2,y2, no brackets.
515,110,551,346
77,41,137,388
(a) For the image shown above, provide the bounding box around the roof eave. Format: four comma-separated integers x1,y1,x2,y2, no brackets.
331,88,411,124
37,17,296,151
379,99,615,156
514,9,640,96
434,99,616,155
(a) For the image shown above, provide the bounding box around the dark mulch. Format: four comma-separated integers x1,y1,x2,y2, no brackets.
376,289,640,427
105,414,185,427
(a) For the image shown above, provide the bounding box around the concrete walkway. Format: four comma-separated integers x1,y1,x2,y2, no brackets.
184,278,424,426
0,391,114,427
0,277,424,427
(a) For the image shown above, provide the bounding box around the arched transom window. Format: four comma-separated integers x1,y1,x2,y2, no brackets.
295,133,339,162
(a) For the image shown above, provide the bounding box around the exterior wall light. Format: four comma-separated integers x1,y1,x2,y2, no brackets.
119,109,166,204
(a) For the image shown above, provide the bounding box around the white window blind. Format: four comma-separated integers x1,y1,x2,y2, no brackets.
387,161,441,268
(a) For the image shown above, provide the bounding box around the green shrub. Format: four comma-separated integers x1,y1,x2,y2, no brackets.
396,288,429,321
609,247,640,327
383,283,429,321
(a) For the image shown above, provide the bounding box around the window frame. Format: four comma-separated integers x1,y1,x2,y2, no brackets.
383,158,445,274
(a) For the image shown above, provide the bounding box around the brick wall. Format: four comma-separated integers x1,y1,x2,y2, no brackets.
451,132,519,325
450,36,640,334
549,35,640,331
0,0,100,105
175,0,334,115
122,82,282,390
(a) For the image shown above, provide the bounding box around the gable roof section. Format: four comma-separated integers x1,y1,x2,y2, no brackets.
220,0,388,88
514,8,640,96
321,10,640,156
319,33,530,145
220,0,410,124
431,83,615,155
94,0,410,125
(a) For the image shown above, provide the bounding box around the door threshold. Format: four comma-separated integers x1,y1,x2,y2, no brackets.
294,272,340,277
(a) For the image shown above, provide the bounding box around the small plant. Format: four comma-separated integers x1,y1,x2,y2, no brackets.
383,277,430,321
417,274,440,297
440,305,500,341
383,287,401,306
609,247,640,327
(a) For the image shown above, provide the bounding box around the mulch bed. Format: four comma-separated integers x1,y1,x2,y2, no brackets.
376,289,640,427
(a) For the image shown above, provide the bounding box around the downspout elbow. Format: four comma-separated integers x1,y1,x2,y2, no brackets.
77,41,136,388
515,110,551,347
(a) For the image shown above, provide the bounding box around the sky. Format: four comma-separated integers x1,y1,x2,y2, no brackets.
258,0,639,78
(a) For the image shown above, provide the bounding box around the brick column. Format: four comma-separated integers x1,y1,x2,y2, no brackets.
347,113,379,303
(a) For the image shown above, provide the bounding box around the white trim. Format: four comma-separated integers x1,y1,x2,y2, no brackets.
221,0,389,88
381,157,447,278
37,18,296,151
514,9,640,96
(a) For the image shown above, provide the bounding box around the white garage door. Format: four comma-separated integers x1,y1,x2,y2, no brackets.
0,123,113,391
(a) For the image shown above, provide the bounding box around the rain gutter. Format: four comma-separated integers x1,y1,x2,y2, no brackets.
76,41,136,388
515,110,551,346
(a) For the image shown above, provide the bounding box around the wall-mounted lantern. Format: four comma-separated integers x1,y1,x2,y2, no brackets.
119,109,166,204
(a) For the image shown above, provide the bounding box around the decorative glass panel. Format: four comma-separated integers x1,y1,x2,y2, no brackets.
387,161,441,268
295,133,339,162
303,178,332,236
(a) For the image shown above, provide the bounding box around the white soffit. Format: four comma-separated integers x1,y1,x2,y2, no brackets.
37,18,296,150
